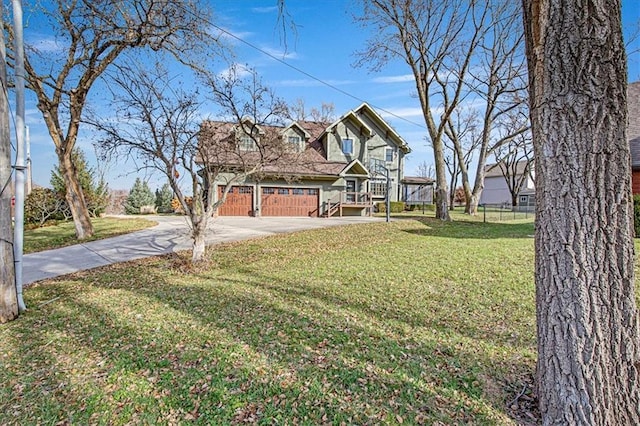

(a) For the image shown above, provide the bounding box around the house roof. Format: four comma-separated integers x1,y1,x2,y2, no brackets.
628,82,640,169
484,160,533,178
198,104,410,178
402,176,435,185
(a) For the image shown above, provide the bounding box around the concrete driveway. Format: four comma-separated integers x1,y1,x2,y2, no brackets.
23,215,383,285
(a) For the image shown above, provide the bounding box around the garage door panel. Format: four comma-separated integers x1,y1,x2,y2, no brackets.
217,186,253,216
261,187,319,217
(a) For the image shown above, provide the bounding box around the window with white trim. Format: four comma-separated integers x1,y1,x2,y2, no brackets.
239,135,257,151
370,179,387,197
385,147,394,162
341,138,353,155
288,135,302,152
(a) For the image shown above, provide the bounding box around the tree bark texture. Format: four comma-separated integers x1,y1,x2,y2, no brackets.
190,214,209,263
523,0,640,424
0,28,17,322
57,148,93,240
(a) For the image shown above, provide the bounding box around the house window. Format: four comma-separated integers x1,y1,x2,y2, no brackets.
370,180,387,197
341,138,353,155
278,188,290,195
385,148,394,162
263,188,275,195
288,136,302,152
519,195,528,205
238,187,252,194
308,188,319,195
292,188,305,195
239,135,257,151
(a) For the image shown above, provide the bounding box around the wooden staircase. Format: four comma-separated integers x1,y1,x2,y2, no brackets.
322,192,373,217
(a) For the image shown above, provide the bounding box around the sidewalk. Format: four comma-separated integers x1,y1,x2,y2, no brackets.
23,215,382,285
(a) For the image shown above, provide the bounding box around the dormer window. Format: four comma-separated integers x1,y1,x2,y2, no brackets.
288,135,302,152
239,135,257,151
341,138,353,155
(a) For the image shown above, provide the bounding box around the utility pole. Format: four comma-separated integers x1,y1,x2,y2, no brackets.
12,0,26,311
0,2,18,323
26,126,31,194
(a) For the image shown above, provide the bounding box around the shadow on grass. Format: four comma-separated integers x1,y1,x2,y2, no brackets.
398,216,535,240
2,258,537,425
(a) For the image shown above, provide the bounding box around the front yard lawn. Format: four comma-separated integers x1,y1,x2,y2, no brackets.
23,217,156,254
2,218,538,424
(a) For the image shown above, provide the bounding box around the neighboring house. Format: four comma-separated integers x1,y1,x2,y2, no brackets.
401,176,434,205
199,103,411,217
629,82,640,193
479,160,535,208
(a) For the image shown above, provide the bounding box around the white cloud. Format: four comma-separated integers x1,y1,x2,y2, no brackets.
262,46,298,60
27,35,66,53
371,74,415,84
218,63,253,80
379,107,425,120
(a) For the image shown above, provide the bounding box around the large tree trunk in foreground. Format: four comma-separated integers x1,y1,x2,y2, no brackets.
523,0,640,423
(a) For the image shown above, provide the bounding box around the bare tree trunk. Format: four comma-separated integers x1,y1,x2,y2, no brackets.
434,144,450,220
523,0,640,423
190,214,209,263
57,148,93,239
0,12,17,322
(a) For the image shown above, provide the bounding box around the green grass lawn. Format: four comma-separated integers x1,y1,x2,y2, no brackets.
2,218,539,424
23,217,157,254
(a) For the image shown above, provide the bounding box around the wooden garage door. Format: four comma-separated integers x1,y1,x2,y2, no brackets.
261,187,319,217
217,186,253,216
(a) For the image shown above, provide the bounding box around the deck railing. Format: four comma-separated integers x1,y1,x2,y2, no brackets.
324,192,373,217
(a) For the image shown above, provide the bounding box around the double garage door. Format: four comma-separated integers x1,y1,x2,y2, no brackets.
217,186,319,217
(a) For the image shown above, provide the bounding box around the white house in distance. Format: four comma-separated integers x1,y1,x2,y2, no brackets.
479,160,535,209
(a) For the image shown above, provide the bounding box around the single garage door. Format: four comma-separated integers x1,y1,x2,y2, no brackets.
217,186,253,216
261,187,319,217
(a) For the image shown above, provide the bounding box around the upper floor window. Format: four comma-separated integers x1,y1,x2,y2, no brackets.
385,147,394,162
288,135,302,152
239,135,257,151
342,138,353,155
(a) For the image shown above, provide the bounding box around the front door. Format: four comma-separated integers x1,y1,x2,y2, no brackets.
346,179,356,203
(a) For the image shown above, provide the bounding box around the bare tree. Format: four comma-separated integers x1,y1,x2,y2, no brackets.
95,63,296,262
492,120,533,207
286,98,336,122
523,0,640,423
415,160,435,179
443,107,480,209
356,0,496,220
0,6,17,323
6,0,217,240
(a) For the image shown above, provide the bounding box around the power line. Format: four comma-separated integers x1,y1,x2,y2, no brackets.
203,18,428,131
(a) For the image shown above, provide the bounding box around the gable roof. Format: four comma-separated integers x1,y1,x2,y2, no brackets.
319,102,411,154
339,159,369,177
484,160,533,178
628,82,640,169
352,103,411,154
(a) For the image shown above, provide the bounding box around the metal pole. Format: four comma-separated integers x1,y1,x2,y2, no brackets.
12,0,26,311
385,168,390,223
26,125,31,194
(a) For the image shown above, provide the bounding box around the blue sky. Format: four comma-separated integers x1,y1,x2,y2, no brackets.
18,0,640,191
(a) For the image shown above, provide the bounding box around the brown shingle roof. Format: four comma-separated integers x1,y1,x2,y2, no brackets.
197,119,346,178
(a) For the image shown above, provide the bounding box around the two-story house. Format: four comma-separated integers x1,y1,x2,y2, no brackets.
199,103,411,217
